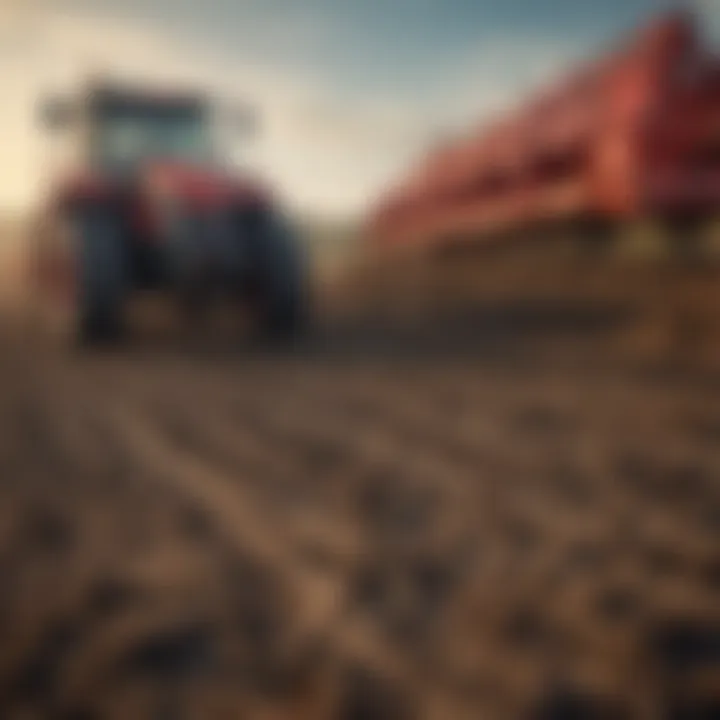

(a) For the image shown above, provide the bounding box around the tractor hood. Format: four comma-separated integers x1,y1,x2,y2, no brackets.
53,161,270,217
141,161,268,210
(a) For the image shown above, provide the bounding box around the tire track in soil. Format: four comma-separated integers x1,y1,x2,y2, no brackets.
0,340,719,717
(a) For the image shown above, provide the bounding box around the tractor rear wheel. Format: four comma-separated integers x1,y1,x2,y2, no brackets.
47,207,127,346
251,213,309,341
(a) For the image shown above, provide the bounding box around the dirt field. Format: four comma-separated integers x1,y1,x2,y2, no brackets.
0,246,720,719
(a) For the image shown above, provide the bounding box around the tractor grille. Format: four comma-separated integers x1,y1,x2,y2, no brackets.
166,207,243,276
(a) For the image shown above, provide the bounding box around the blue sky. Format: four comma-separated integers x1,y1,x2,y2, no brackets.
0,0,714,216
43,0,668,99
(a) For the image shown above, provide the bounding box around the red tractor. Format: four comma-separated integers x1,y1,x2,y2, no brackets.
32,80,308,344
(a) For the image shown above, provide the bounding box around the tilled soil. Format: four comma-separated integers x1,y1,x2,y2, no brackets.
1,252,720,718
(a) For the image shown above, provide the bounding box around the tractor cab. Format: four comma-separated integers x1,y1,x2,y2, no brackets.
84,88,214,173
42,83,253,178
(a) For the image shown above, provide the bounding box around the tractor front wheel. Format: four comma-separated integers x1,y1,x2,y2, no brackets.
43,206,128,346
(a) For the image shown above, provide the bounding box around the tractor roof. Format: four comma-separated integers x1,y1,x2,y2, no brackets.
86,81,210,113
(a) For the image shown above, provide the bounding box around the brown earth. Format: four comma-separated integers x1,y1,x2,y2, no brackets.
0,241,720,718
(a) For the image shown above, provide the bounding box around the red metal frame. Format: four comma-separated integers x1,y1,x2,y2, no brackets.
369,11,720,249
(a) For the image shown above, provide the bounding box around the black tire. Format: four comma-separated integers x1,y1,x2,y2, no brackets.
252,213,309,340
74,207,127,344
